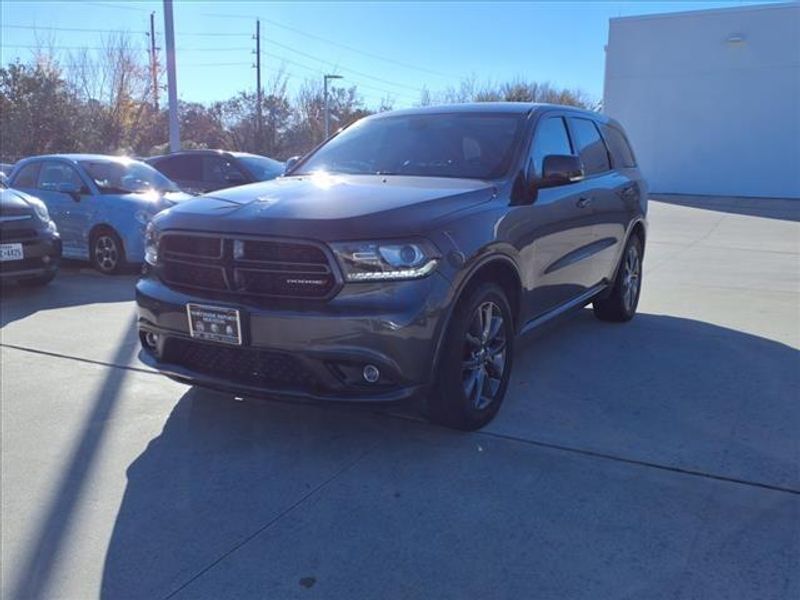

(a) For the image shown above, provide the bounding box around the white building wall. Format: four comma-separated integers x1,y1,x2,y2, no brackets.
604,3,800,198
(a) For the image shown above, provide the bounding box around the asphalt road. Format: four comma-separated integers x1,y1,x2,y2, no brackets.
1,198,798,600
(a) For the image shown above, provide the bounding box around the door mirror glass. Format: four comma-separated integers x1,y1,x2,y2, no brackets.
537,155,584,189
284,156,301,174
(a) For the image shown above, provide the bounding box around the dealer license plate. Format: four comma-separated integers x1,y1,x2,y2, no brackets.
186,303,242,345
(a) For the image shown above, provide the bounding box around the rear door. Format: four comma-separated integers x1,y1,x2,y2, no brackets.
565,117,624,285
514,114,600,319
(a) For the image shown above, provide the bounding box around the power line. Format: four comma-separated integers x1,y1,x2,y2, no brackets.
1,22,250,38
2,24,148,35
265,39,425,94
258,17,458,80
83,1,153,13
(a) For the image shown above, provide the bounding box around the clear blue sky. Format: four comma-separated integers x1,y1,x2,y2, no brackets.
0,0,778,108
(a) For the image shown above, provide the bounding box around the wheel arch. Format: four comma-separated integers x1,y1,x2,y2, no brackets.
430,253,523,383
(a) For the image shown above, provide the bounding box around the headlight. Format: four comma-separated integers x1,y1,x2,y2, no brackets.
135,210,152,225
330,239,439,282
144,221,160,266
26,196,50,222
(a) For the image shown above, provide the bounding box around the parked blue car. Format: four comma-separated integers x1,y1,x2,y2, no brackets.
8,155,191,273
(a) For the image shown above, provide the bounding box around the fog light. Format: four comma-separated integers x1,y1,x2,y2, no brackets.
362,364,380,383
144,331,159,349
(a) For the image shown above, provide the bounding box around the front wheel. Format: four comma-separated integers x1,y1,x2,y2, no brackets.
426,282,514,430
90,229,126,275
593,234,643,322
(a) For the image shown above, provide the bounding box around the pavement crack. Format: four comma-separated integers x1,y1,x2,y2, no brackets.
161,443,378,600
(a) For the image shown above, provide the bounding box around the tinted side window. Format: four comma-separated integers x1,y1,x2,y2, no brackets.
203,156,247,184
600,124,636,168
530,117,573,176
155,156,201,181
569,118,611,176
36,161,85,191
12,163,40,187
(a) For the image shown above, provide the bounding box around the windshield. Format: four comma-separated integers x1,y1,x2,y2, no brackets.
238,155,285,181
295,112,525,180
79,160,180,194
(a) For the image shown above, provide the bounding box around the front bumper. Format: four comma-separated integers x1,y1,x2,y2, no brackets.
0,230,61,279
136,272,452,403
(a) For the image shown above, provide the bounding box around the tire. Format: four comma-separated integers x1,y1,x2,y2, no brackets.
18,271,57,287
593,234,643,322
426,282,515,430
90,228,126,275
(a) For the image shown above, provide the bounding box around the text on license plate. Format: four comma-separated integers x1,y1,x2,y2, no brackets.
186,303,242,345
0,243,24,262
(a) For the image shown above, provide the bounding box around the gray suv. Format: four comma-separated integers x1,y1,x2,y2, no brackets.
136,103,647,430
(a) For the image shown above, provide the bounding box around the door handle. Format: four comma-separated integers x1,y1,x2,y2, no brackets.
576,197,593,208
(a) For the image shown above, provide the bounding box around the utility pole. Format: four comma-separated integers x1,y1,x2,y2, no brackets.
149,11,159,112
323,74,343,139
254,19,263,152
163,0,180,152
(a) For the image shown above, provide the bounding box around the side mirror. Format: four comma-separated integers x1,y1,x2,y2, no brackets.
56,181,82,200
536,155,585,189
284,156,301,174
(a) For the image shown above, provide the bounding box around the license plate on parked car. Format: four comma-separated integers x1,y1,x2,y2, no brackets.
0,243,24,262
186,303,242,345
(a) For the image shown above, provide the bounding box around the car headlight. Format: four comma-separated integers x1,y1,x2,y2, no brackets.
144,221,160,266
330,239,439,282
26,196,50,222
135,210,153,225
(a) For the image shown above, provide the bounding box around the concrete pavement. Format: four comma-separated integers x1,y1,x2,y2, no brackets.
1,199,798,599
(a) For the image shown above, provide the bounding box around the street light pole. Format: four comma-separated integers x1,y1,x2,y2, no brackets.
163,0,180,152
323,74,343,139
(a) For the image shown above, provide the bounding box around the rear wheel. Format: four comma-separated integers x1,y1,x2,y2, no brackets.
427,282,514,430
90,229,125,275
593,234,643,322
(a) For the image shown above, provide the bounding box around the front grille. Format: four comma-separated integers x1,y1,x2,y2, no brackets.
159,233,338,299
0,228,38,243
162,234,222,258
163,338,317,390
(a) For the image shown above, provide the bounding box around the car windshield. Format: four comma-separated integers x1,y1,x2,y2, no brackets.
238,155,285,181
79,159,180,194
295,112,525,180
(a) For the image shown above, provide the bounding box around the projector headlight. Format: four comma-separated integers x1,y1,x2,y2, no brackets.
331,239,439,282
144,221,160,266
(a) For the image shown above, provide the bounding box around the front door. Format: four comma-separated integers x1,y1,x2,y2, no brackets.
34,161,93,259
510,115,601,320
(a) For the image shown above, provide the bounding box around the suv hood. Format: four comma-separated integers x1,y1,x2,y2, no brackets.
157,174,495,238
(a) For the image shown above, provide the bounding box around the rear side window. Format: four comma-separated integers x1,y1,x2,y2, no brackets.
530,117,573,176
600,124,637,168
11,162,40,188
569,118,611,176
154,155,202,181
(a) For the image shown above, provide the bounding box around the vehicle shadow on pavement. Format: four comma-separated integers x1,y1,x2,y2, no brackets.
97,312,799,599
651,194,800,222
0,263,137,327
